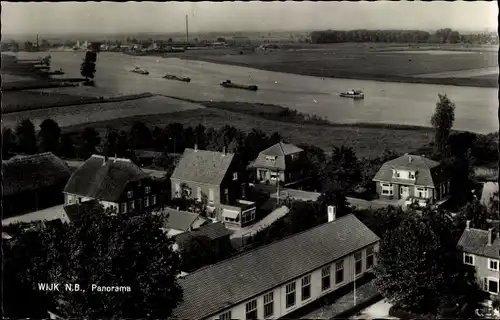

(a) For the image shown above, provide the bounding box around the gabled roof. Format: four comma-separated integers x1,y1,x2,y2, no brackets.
372,154,446,187
2,152,72,196
171,148,235,185
159,207,207,232
250,142,303,171
63,155,148,202
175,222,233,243
172,214,379,320
457,227,500,259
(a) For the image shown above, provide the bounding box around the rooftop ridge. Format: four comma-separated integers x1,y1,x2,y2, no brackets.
184,148,235,156
278,142,286,155
6,152,55,161
181,214,359,279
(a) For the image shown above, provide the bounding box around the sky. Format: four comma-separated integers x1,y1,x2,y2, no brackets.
1,1,498,36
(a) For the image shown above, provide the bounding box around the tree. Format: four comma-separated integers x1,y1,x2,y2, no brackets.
178,234,216,272
80,51,97,83
456,199,490,231
79,127,101,159
38,119,61,154
374,210,480,315
3,203,183,319
2,127,17,157
321,145,362,194
431,94,455,157
354,205,405,237
59,134,76,159
104,128,128,157
129,121,152,149
15,119,37,155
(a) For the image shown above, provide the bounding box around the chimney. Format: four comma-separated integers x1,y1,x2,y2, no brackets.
194,144,198,152
327,205,336,222
102,156,107,166
408,156,413,163
466,220,470,230
176,207,180,211
114,153,118,162
488,228,493,245
222,146,226,155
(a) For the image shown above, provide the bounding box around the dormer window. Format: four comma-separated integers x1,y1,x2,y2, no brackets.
127,191,134,199
233,172,238,181
145,186,151,194
291,154,297,161
266,156,277,162
409,172,416,179
393,170,400,178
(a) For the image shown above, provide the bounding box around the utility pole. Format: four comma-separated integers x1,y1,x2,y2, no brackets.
185,15,189,44
36,34,39,48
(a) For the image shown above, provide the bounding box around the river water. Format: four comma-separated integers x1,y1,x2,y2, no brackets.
7,52,499,133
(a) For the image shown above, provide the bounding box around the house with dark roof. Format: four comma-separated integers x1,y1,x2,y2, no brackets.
158,207,207,237
175,222,233,257
457,221,500,298
2,153,72,218
171,146,256,227
249,142,308,187
372,154,450,206
63,155,163,214
172,213,379,320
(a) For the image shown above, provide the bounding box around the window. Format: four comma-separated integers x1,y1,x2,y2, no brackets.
355,252,363,275
417,187,427,199
322,265,331,291
145,186,151,194
209,189,215,203
127,190,133,199
245,299,257,320
224,189,229,203
409,172,416,179
151,194,157,206
266,155,276,162
120,203,126,213
242,210,256,224
175,183,180,195
144,196,149,207
197,187,202,201
381,183,393,195
219,311,231,320
335,260,344,284
67,195,74,205
129,201,135,211
263,292,274,318
489,259,499,271
484,278,499,294
301,275,311,301
233,172,238,181
366,246,375,269
464,253,474,266
137,198,142,209
393,170,400,178
285,282,296,308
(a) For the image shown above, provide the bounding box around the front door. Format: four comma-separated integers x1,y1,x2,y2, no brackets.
400,186,409,199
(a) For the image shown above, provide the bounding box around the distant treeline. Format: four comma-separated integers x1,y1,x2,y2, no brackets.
310,28,499,44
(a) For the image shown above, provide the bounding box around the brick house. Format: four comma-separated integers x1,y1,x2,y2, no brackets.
63,155,163,213
172,214,379,320
372,154,450,205
170,146,256,227
2,153,72,218
457,221,500,298
249,142,308,186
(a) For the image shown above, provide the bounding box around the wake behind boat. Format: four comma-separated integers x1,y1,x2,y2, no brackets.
339,89,364,99
131,67,149,75
163,74,191,82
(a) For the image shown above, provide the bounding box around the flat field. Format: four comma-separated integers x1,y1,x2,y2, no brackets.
170,43,498,87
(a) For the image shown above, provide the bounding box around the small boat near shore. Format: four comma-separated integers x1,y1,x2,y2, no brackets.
220,80,258,91
50,69,65,75
339,89,364,99
163,74,191,82
131,67,149,75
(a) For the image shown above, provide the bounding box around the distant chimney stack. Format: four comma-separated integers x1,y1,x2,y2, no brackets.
327,205,336,222
408,156,413,163
177,207,180,211
222,146,226,155
466,220,470,230
488,228,493,245
194,144,198,152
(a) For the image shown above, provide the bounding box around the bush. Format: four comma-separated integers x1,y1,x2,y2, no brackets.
388,306,434,320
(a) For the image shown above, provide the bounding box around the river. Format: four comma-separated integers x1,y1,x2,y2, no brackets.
7,52,499,134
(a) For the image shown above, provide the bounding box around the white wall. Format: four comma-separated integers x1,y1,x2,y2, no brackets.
207,243,379,320
64,193,118,211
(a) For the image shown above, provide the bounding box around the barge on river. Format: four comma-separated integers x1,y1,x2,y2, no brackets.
220,80,258,91
339,89,364,99
163,74,191,82
131,67,149,75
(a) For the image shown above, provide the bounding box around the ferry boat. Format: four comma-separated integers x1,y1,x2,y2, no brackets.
339,89,364,99
220,80,258,91
131,67,149,75
163,74,191,82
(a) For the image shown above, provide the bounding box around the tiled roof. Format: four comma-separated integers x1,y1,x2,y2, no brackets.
63,155,148,202
250,142,303,171
171,149,234,185
172,214,379,320
457,227,500,259
175,222,233,243
158,207,207,232
2,152,72,196
372,154,446,187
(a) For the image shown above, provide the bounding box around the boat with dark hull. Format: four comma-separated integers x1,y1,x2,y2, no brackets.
220,80,258,91
339,89,364,99
163,74,191,82
131,67,149,75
